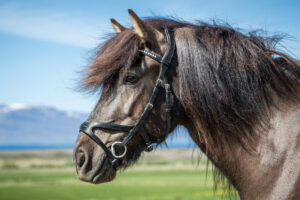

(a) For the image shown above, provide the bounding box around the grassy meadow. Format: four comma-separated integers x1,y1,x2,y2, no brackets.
0,149,238,200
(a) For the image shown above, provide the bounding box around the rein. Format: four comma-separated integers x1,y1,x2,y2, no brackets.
79,28,175,168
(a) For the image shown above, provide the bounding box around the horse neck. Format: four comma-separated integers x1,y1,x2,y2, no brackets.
182,101,300,199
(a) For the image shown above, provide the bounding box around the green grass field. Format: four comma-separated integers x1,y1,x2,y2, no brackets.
0,149,238,200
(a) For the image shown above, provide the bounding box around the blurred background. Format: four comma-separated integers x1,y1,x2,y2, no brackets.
0,0,299,199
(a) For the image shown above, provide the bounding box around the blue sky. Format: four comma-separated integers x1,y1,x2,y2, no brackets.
0,0,299,112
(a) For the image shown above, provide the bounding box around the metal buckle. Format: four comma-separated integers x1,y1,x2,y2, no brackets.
110,141,127,158
145,144,154,152
147,103,153,109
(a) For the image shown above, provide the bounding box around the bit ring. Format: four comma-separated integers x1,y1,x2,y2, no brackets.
110,141,127,158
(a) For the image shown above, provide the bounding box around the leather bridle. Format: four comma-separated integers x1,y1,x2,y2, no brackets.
79,28,175,168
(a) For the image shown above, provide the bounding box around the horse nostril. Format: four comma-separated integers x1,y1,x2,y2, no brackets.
78,150,86,168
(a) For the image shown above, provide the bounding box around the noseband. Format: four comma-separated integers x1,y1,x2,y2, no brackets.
79,28,175,168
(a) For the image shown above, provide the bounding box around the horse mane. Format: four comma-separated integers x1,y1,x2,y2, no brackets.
173,21,300,152
168,19,299,195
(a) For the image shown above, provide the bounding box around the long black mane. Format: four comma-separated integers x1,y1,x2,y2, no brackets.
172,20,299,151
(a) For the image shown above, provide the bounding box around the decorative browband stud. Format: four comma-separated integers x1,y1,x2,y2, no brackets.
146,51,157,58
139,50,162,63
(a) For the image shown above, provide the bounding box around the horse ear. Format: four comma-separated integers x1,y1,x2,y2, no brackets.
128,9,151,41
110,18,126,33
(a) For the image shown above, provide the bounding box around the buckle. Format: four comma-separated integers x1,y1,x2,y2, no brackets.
145,144,154,152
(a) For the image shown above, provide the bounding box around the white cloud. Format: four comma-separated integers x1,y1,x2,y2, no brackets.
0,3,105,48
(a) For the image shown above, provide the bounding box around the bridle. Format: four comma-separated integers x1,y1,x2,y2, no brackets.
79,28,175,167
79,28,175,168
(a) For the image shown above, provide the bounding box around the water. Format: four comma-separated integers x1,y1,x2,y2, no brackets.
0,145,74,151
0,143,194,151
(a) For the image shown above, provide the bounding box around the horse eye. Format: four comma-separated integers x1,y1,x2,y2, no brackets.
124,75,139,84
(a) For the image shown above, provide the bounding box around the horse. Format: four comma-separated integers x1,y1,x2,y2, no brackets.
73,10,300,199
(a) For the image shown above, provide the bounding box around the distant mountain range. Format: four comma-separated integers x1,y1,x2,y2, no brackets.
0,104,195,150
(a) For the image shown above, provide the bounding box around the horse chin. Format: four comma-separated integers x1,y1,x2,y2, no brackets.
90,148,142,184
92,159,116,184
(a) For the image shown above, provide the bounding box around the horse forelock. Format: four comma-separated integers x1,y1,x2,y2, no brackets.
82,18,189,92
82,29,140,91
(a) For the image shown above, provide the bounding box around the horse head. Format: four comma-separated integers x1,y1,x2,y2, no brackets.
73,10,184,184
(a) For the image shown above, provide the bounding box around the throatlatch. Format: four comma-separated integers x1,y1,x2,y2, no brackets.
79,28,176,168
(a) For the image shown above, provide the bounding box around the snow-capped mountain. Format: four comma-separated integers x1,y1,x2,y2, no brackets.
0,104,87,148
0,103,30,113
0,104,194,150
